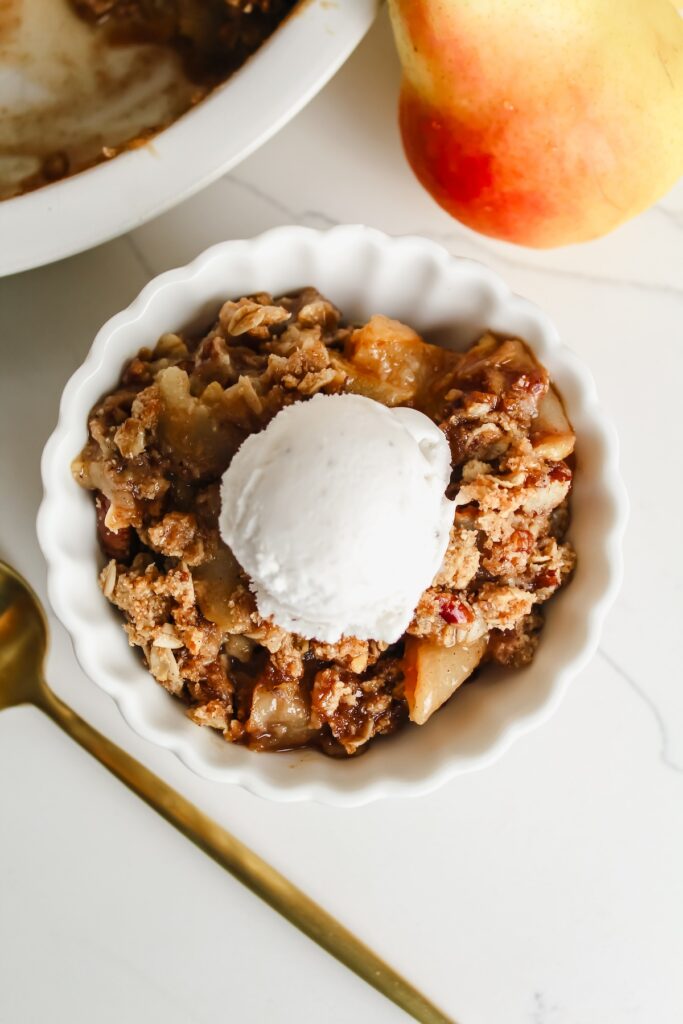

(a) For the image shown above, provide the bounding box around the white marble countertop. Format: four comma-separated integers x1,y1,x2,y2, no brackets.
1,12,682,1023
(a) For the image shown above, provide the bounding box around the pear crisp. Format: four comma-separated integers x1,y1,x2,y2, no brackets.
73,289,575,756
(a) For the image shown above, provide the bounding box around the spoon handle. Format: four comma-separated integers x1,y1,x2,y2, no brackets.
35,682,452,1024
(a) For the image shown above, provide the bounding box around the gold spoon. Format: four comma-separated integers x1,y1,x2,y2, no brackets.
0,559,453,1024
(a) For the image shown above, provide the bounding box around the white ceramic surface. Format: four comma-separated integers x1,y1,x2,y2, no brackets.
0,0,378,278
38,224,627,805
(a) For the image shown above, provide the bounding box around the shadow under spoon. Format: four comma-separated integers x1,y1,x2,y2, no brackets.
0,559,453,1024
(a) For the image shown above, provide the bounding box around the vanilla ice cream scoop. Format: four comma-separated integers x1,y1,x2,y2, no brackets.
219,392,454,644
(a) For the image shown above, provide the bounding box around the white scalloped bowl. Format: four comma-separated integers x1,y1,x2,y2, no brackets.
38,226,628,805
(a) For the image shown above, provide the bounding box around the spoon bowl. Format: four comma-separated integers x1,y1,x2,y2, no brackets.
0,561,46,711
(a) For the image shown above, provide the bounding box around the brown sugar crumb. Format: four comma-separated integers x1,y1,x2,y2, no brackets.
488,613,545,669
432,526,481,590
74,289,575,756
145,512,208,566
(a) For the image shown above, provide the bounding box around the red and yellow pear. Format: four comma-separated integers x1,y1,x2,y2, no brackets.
388,0,683,246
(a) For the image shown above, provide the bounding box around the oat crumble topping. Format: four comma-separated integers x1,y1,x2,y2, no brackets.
73,288,576,756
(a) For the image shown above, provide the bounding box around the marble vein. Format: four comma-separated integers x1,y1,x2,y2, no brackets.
125,233,155,282
413,226,683,301
654,203,683,233
223,172,683,301
531,991,559,1024
599,648,683,776
220,172,337,229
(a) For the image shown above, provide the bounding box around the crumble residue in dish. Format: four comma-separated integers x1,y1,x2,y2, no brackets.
0,0,296,199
